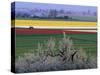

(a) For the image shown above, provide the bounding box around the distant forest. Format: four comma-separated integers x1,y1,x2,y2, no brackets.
12,8,97,21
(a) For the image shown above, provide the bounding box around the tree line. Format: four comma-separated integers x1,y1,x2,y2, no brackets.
14,8,97,19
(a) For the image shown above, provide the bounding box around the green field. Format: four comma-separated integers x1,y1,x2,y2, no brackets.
16,34,97,59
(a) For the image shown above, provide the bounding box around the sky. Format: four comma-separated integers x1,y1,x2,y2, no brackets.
13,1,97,13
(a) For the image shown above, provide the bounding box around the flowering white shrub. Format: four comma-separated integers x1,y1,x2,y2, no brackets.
15,34,97,73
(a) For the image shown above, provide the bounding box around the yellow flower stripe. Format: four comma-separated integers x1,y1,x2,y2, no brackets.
12,20,97,27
